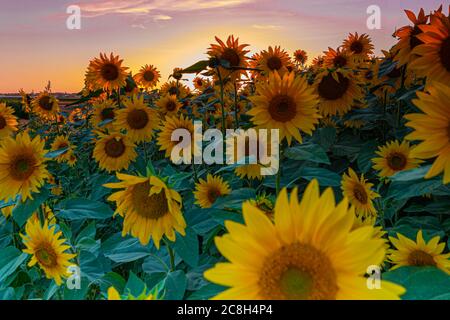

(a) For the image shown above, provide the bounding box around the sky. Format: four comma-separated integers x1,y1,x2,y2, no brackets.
0,0,445,93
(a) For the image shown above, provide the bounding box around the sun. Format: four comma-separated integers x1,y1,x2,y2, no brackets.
204,180,405,300
248,71,320,145
0,132,49,202
85,52,129,91
0,103,18,139
114,95,160,143
372,140,422,178
93,132,137,173
21,219,77,285
31,92,60,120
104,172,186,248
134,64,160,90
388,230,450,274
194,174,231,208
341,168,379,218
405,82,450,184
91,99,117,130
314,69,363,116
157,114,194,159
156,95,182,117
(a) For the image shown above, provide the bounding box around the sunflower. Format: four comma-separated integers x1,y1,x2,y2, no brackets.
157,114,194,158
91,99,117,129
193,77,212,92
107,287,157,300
410,12,450,84
323,47,355,69
342,32,374,62
19,89,31,113
134,64,160,90
343,119,365,129
155,95,182,117
255,46,292,77
160,81,190,99
389,230,450,274
248,71,320,145
392,9,429,67
311,55,325,72
66,152,77,167
0,132,49,202
293,49,308,65
30,205,56,225
341,168,379,218
85,52,129,91
104,173,186,248
372,140,422,178
50,135,73,163
21,219,77,285
204,180,405,300
31,92,60,120
314,70,363,116
208,35,250,81
114,95,160,143
245,194,274,220
405,82,450,184
320,117,338,128
93,132,137,173
194,174,231,208
0,103,18,139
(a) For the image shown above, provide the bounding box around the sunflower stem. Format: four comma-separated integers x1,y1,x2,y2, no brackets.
233,81,239,129
163,238,176,271
216,68,227,139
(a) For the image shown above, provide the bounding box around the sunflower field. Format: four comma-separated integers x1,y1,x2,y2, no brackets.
0,5,450,301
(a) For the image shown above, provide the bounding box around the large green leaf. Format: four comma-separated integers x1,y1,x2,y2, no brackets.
299,167,341,187
102,234,152,263
284,143,330,165
164,270,187,300
12,189,50,226
56,198,114,220
0,247,28,283
173,228,199,268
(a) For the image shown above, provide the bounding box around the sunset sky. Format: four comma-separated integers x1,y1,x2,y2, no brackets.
0,0,444,93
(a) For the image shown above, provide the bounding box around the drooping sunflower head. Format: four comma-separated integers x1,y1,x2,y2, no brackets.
91,98,117,129
323,47,355,69
31,92,60,120
157,114,194,158
104,173,186,248
134,64,160,90
248,71,320,145
342,32,374,61
0,103,18,139
208,35,250,81
50,135,73,163
194,174,231,208
21,219,77,285
85,52,129,91
160,81,190,99
314,70,363,116
204,180,405,300
92,132,137,173
0,132,49,202
372,140,422,178
311,55,325,72
389,230,450,274
293,49,308,65
405,81,450,184
155,94,182,116
341,168,379,217
193,76,212,92
114,95,160,143
256,46,292,77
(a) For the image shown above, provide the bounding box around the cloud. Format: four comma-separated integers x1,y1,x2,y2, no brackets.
153,14,172,21
252,24,282,30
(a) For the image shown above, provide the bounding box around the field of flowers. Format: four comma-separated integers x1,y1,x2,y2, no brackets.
0,5,449,300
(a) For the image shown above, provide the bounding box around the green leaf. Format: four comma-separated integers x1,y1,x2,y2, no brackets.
0,247,28,283
13,189,50,226
300,167,341,187
181,60,209,74
56,198,114,220
284,143,330,165
390,165,432,182
387,177,442,200
188,283,226,300
79,251,111,282
164,270,187,300
173,228,199,268
356,140,378,173
102,235,152,263
383,266,450,300
44,147,69,159
124,272,147,297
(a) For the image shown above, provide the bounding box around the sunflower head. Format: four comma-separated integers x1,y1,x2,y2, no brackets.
160,81,190,99
194,174,231,208
85,52,129,91
107,287,157,300
21,218,77,285
91,99,117,129
323,47,355,69
93,132,137,173
31,92,60,120
341,168,379,217
104,173,186,248
255,46,292,77
156,94,182,116
134,64,160,89
157,114,194,158
342,32,374,61
0,103,18,139
293,49,308,65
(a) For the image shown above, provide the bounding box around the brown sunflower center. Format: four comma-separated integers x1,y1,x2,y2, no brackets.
0,116,6,129
259,243,338,300
353,184,368,204
333,55,347,68
409,25,424,50
131,182,170,219
267,56,282,71
101,63,120,81
35,246,58,268
57,142,69,150
207,187,222,204
127,109,149,129
168,86,179,96
318,73,350,100
196,79,203,87
104,138,126,158
165,100,178,112
10,154,36,181
268,95,297,122
350,40,364,54
439,37,450,72
387,152,407,171
221,48,240,67
143,70,155,82
101,107,115,121
38,95,54,111
447,123,450,142
407,250,436,267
